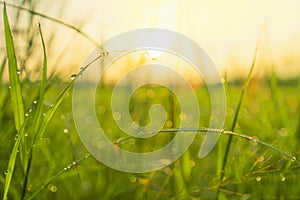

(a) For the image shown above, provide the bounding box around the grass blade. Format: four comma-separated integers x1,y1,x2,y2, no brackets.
216,39,259,198
3,3,28,199
3,2,25,132
28,127,299,199
0,58,7,83
3,117,29,200
21,22,49,198
33,23,48,137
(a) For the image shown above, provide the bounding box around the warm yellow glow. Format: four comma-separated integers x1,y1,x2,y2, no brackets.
19,0,300,79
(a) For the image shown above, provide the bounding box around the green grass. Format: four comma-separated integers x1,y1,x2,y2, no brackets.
1,2,300,200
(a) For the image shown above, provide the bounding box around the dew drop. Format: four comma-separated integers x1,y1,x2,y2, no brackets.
27,184,33,191
64,167,67,171
102,52,109,56
33,100,38,104
48,184,57,193
85,154,90,159
72,161,76,165
50,104,53,108
43,113,46,116
280,174,286,182
63,129,69,134
251,136,258,145
24,133,28,137
17,70,21,75
130,176,137,182
116,138,121,144
4,170,8,175
8,85,11,89
255,176,261,182
14,135,19,141
291,157,297,162
28,108,32,113
70,74,77,80
25,113,29,117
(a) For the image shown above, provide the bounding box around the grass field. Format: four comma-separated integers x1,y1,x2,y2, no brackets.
1,2,300,200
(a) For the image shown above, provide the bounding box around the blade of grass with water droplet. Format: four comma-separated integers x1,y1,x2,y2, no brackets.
33,23,48,138
3,2,24,132
2,3,27,199
217,39,259,198
21,23,49,197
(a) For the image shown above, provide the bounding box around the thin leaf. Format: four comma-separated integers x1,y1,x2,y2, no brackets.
2,3,27,199
33,23,48,136
21,23,49,198
3,117,29,200
3,2,25,132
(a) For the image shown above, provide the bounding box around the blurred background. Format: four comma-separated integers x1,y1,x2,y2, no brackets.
1,0,300,82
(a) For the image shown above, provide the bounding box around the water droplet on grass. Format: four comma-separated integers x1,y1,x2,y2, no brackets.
70,74,77,80
63,129,69,134
33,100,38,104
291,157,297,162
251,136,258,145
17,70,21,75
101,52,109,56
27,184,33,191
4,170,8,175
255,176,261,182
24,133,28,137
25,113,29,117
48,184,57,193
14,135,18,141
280,174,286,182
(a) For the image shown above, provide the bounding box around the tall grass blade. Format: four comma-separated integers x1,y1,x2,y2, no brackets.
3,2,25,132
217,39,259,198
33,23,48,137
21,22,49,198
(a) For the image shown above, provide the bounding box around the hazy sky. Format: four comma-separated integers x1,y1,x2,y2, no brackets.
3,0,300,78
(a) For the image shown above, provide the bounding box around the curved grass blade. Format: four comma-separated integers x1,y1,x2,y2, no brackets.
3,2,25,132
27,127,299,200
